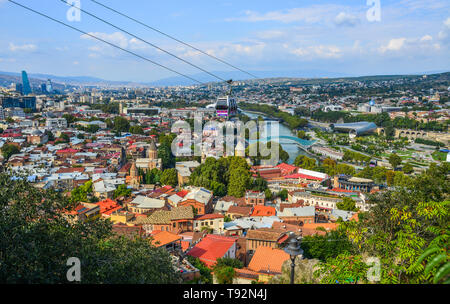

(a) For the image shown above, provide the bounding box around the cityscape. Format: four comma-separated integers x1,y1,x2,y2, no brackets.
0,0,449,291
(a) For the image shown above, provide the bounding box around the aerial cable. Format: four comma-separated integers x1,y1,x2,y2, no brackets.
60,0,227,83
7,0,204,85
90,0,259,80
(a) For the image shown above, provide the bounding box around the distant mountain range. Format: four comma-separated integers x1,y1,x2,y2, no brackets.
0,69,448,88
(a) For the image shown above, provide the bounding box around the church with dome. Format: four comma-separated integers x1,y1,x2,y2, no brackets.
135,140,162,171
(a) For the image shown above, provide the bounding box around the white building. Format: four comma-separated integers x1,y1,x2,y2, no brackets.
46,118,67,129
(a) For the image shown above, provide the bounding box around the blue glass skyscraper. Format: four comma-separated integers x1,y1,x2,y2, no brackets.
21,70,31,95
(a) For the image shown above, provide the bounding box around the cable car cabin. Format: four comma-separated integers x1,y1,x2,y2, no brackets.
215,96,237,118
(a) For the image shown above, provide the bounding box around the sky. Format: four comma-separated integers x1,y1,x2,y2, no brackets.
0,0,449,83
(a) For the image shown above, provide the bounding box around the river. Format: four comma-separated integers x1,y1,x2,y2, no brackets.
241,110,310,164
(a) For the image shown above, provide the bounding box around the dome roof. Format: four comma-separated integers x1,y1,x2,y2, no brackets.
31,129,42,136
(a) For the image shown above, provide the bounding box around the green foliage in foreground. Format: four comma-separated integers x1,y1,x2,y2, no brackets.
313,163,449,284
0,173,180,283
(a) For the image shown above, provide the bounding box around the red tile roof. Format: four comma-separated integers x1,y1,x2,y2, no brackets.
195,214,224,220
56,167,85,174
330,188,355,193
276,163,298,176
95,199,122,216
283,173,323,181
150,230,182,247
247,246,290,274
176,190,189,198
251,206,276,217
56,148,79,154
187,234,237,268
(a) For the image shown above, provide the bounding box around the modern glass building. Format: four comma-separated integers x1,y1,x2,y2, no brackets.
330,121,377,138
1,96,36,110
21,70,32,95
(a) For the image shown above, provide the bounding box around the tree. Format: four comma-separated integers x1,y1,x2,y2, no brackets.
45,130,55,142
160,168,178,187
278,189,288,201
409,232,450,284
86,124,100,133
336,197,359,212
330,168,449,284
1,144,20,160
0,173,180,283
228,167,252,197
302,231,353,262
59,133,70,143
297,130,309,140
252,177,268,192
210,181,226,197
70,181,93,203
129,125,144,135
214,266,235,284
386,170,395,186
338,163,356,175
158,135,175,169
403,163,414,174
213,257,243,270
186,256,212,283
389,153,402,169
62,114,77,124
113,184,131,199
294,155,316,170
113,116,130,133
265,188,273,200
314,254,370,284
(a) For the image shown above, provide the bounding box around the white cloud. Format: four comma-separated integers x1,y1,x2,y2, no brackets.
227,5,343,24
255,30,287,40
438,17,450,43
80,32,129,48
129,38,150,50
400,0,449,11
9,42,37,52
334,12,359,27
291,45,342,59
420,35,433,42
379,35,442,54
379,38,407,53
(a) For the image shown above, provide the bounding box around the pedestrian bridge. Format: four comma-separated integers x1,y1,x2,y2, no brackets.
250,135,316,147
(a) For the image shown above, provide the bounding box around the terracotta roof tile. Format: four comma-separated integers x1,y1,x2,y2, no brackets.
150,230,182,247
248,246,290,274
187,234,237,268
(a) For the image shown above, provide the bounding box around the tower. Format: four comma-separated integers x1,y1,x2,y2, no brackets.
147,140,158,160
130,161,138,178
46,79,52,93
21,70,31,95
126,160,141,187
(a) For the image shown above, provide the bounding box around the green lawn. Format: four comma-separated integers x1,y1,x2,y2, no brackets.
432,151,447,162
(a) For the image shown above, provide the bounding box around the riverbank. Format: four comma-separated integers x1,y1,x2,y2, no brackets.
241,110,318,163
239,103,308,131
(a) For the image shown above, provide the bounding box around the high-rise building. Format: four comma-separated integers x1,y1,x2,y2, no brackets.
0,96,36,110
21,70,32,95
15,83,23,94
41,83,47,93
46,79,52,93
